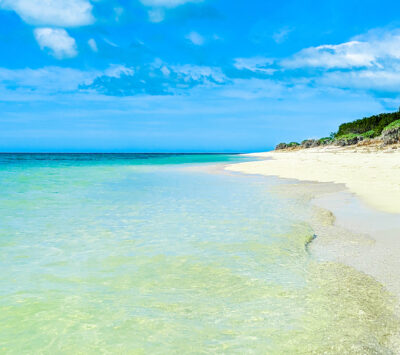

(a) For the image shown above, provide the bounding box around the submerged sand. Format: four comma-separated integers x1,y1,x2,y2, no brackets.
225,147,400,300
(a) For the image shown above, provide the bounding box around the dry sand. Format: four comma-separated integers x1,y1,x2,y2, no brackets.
226,147,400,298
226,146,400,214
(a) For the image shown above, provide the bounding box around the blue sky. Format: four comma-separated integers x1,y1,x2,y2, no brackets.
1,0,400,152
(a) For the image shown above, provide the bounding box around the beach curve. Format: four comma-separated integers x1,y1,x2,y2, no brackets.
225,147,400,214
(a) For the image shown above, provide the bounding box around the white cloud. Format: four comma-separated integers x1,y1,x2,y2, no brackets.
234,57,275,74
0,65,135,96
320,67,400,91
80,62,228,96
104,65,135,78
103,38,119,47
139,0,202,8
148,8,165,22
281,30,400,69
161,66,171,76
88,38,98,52
140,0,202,22
282,41,375,69
171,64,226,83
274,28,400,93
272,27,292,44
34,28,78,59
0,66,98,93
186,31,204,46
0,0,94,27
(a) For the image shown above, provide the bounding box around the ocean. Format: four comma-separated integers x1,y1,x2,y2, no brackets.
0,153,397,354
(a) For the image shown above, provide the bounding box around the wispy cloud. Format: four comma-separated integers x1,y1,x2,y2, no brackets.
148,8,165,22
233,57,275,74
34,28,78,59
0,65,138,99
275,28,400,94
171,64,226,83
103,38,119,48
0,61,227,98
319,67,400,92
6,25,400,99
0,66,98,93
139,0,203,22
282,41,376,69
220,78,286,100
281,29,400,69
104,65,135,78
139,0,203,8
272,27,292,44
83,62,227,96
219,28,400,98
113,7,124,22
186,31,204,45
88,38,98,52
0,0,94,27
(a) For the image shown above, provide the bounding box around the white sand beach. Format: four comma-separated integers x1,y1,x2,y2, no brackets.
226,147,400,299
227,147,400,214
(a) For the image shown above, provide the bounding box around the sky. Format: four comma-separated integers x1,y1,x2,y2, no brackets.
1,0,400,152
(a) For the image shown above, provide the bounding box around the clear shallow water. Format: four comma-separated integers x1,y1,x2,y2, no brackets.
0,154,398,354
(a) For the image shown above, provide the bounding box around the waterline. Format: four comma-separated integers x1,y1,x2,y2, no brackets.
0,154,398,353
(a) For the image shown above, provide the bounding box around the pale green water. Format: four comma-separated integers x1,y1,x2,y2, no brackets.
0,154,398,354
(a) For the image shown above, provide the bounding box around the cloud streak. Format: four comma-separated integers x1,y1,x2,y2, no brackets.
233,57,275,74
281,30,400,69
88,38,98,52
319,67,400,92
0,66,99,94
4,26,400,98
83,62,227,96
233,28,400,94
139,0,204,22
0,62,227,98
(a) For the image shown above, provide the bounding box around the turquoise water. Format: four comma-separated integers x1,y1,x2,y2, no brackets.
0,154,398,354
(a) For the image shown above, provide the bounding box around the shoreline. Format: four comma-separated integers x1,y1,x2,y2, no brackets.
225,148,400,300
232,147,400,214
311,189,400,297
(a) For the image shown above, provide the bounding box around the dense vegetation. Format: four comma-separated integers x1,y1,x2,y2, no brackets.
383,119,400,131
336,130,375,140
275,110,400,150
336,111,400,138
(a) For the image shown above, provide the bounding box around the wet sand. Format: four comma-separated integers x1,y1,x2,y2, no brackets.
226,149,400,300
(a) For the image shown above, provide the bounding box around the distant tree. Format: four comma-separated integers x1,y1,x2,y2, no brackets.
336,111,400,137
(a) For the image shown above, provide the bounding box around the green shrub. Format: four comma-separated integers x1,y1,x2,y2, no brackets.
335,131,376,142
336,111,400,137
287,142,300,147
383,119,400,132
361,130,376,138
335,133,361,140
